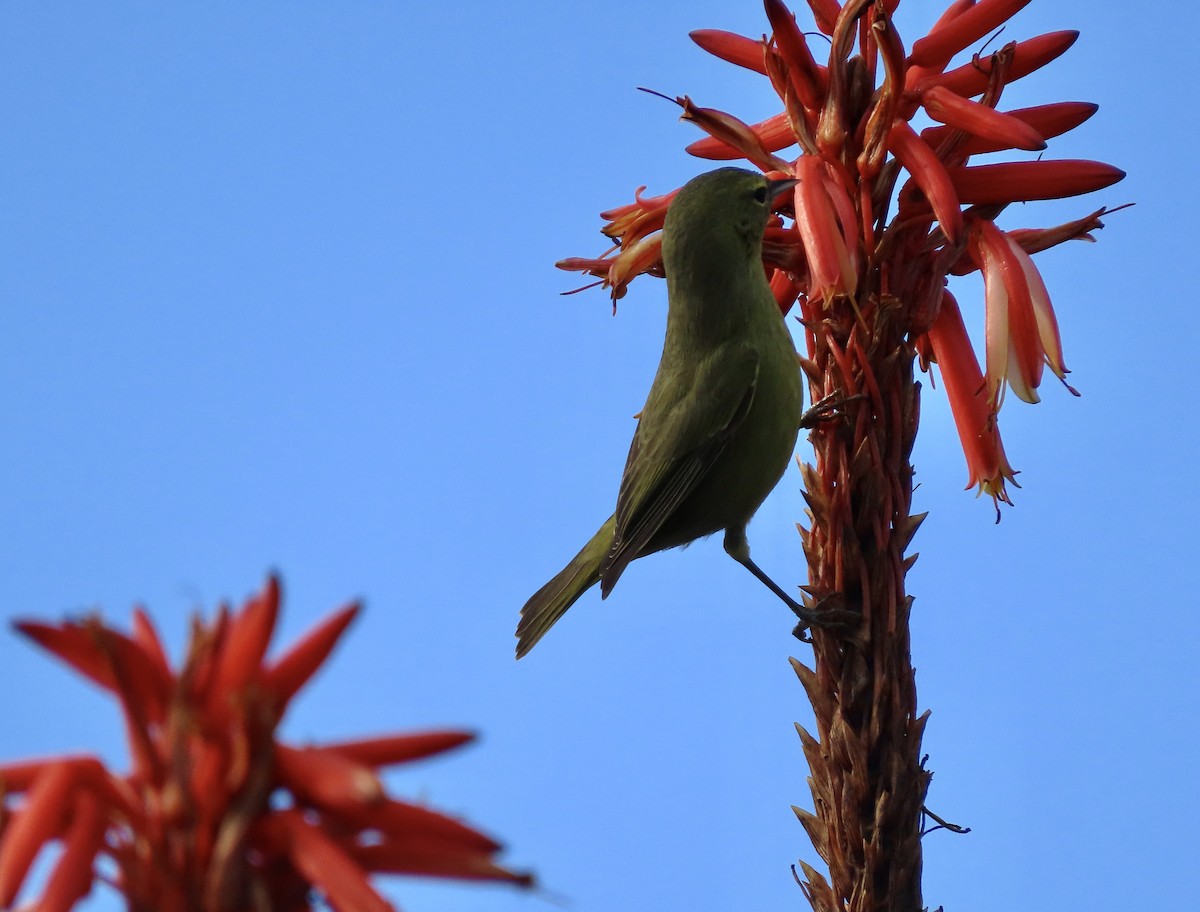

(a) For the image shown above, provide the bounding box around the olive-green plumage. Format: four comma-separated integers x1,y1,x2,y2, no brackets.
516,167,803,658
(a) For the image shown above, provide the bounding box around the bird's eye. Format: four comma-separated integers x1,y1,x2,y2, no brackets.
753,186,768,204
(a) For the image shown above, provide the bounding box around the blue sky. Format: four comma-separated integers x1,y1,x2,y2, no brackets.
1,2,1194,910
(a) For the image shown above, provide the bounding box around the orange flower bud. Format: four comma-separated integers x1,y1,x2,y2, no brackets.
922,100,1096,155
687,112,796,160
909,0,1033,69
689,28,768,74
921,84,1046,151
919,30,1079,97
949,159,1126,204
887,120,963,241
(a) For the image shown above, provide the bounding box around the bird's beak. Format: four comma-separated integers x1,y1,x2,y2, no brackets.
766,177,799,201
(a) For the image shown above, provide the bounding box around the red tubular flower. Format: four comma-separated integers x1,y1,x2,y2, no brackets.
794,154,858,300
971,219,1045,405
922,100,1097,155
688,28,770,74
925,291,1019,509
687,111,797,160
557,0,1123,508
908,0,1034,69
969,219,1077,409
886,120,963,242
920,84,1047,151
765,0,828,110
805,0,842,36
949,159,1123,204
0,576,532,911
917,29,1080,96
40,791,104,912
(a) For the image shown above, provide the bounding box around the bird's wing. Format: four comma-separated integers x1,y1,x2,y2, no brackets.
599,341,759,594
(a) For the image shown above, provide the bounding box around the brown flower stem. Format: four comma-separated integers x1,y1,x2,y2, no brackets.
792,297,931,912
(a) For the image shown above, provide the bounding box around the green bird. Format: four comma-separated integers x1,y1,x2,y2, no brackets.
516,167,818,658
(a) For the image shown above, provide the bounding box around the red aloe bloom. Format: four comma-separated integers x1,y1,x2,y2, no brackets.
0,576,532,912
558,0,1123,507
923,290,1019,505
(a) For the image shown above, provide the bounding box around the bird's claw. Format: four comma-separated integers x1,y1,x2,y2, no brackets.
790,598,859,642
800,390,867,429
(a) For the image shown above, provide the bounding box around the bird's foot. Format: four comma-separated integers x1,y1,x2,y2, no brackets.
729,551,858,641
790,592,859,642
800,390,866,429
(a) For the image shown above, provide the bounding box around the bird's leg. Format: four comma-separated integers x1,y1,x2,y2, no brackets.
738,552,821,629
723,529,851,633
799,390,866,429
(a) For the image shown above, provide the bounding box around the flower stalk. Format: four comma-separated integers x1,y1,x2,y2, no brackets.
557,1,1122,908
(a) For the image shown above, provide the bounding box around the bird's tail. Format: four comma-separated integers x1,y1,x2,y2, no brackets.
515,516,614,658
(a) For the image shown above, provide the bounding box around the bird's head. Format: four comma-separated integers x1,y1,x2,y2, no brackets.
662,167,796,266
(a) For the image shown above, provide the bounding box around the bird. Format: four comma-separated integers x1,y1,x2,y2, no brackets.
516,167,817,658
